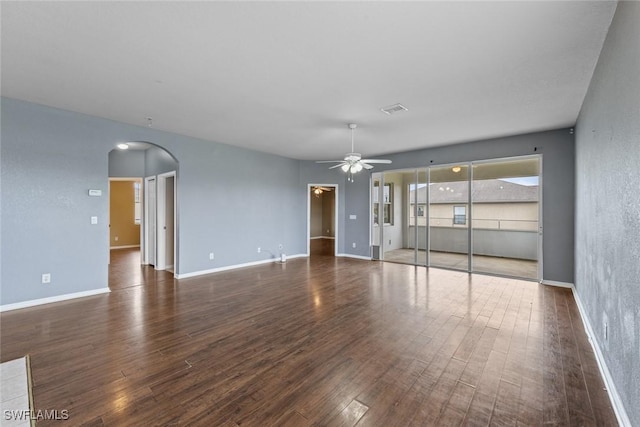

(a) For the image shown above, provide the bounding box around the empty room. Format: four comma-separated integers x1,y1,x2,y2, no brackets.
1,2,638,426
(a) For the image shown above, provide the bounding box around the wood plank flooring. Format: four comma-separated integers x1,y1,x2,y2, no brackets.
0,249,617,426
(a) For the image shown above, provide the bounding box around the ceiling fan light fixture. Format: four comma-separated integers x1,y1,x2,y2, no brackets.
316,123,391,179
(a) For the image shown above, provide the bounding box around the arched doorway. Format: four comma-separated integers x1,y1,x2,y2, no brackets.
108,141,179,288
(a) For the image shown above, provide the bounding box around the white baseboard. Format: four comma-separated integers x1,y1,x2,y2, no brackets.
0,288,111,313
110,245,140,250
175,254,308,279
572,288,632,427
541,279,574,288
336,253,372,261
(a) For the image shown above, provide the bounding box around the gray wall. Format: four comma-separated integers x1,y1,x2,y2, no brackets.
575,2,639,424
145,146,178,176
108,145,178,178
108,149,145,177
321,191,335,237
1,97,305,305
310,193,323,237
310,191,335,238
303,129,575,281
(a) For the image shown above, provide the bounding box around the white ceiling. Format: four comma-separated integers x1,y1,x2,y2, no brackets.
1,1,617,161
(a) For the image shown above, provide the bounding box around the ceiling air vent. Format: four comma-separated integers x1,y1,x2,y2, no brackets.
381,103,408,115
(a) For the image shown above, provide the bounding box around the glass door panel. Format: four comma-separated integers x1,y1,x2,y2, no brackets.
371,174,382,260
471,157,540,280
429,164,470,271
415,169,428,266
382,170,412,264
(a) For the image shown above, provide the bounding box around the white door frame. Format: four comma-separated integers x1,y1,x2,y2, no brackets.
307,184,339,256
143,176,156,266
156,171,177,273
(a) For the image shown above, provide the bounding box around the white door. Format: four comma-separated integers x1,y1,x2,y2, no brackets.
156,171,176,271
144,176,156,266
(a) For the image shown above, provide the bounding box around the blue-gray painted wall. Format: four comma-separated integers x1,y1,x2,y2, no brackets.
302,128,575,282
0,97,305,305
575,1,639,424
108,149,145,177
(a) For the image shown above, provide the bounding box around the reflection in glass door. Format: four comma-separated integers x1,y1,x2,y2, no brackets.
408,169,428,266
471,157,540,280
428,164,470,271
370,156,541,281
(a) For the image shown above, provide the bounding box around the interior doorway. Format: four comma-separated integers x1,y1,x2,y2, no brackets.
156,171,176,272
308,184,338,256
108,177,143,264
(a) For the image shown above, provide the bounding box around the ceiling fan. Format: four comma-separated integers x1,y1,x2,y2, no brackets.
316,123,391,181
311,186,333,197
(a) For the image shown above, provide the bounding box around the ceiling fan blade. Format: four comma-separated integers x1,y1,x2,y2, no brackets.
361,163,374,170
328,163,347,169
316,160,345,163
360,159,392,164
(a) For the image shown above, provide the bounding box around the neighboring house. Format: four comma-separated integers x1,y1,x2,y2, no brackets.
411,179,539,231
403,179,539,260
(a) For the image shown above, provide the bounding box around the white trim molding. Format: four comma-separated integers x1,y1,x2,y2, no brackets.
572,288,632,427
336,253,372,261
541,280,574,288
0,288,111,313
175,254,308,279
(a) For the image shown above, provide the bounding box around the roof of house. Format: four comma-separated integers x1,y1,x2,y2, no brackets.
410,179,538,204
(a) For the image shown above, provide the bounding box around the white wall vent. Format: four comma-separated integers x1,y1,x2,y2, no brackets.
381,103,408,115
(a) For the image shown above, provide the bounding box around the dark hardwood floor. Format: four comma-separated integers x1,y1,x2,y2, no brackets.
0,248,617,426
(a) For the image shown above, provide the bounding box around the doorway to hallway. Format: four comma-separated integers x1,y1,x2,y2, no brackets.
308,184,338,257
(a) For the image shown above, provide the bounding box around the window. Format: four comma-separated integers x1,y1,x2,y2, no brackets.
453,205,466,225
373,181,394,225
134,182,141,225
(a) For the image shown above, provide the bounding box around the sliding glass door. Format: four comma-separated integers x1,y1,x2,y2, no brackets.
471,157,540,279
371,155,541,281
428,164,470,271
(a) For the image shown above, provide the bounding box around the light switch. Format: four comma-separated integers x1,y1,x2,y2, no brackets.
91,216,98,225
88,189,102,196
349,214,357,220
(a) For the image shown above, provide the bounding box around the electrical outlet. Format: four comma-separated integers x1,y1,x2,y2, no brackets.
209,252,214,260
352,242,356,248
42,273,51,284
257,247,261,253
115,236,119,241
